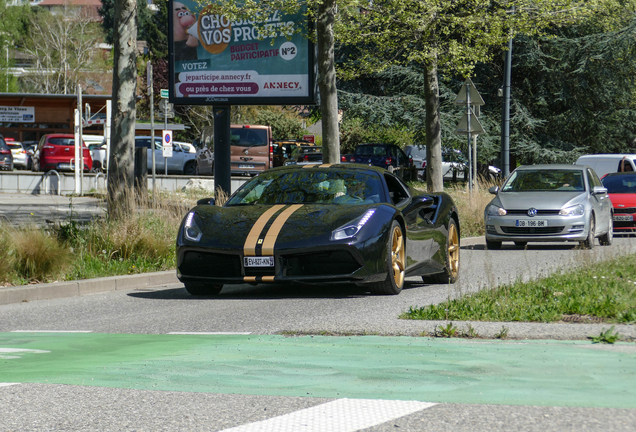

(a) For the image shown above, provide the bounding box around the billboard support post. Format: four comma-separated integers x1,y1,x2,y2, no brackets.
213,106,231,198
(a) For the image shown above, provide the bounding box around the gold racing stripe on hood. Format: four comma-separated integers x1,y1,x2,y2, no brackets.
261,204,303,255
243,205,286,257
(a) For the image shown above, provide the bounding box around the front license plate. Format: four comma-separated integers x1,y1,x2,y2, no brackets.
244,256,274,267
516,219,548,227
238,164,254,169
614,215,633,221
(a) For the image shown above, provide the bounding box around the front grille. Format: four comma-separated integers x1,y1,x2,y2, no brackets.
505,209,561,216
282,250,361,277
180,251,241,278
614,207,636,214
501,226,564,235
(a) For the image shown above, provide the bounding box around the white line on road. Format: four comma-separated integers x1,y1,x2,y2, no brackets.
167,332,252,335
11,330,93,333
0,383,20,388
218,398,436,432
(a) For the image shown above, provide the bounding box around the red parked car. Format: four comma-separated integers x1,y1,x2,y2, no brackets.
602,172,636,233
32,134,93,172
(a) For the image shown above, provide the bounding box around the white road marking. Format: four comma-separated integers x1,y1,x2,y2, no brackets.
0,348,51,359
0,383,20,387
167,332,252,335
11,330,93,333
218,398,436,432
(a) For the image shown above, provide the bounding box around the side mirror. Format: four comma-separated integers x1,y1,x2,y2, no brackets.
488,186,499,195
197,197,216,206
592,186,607,195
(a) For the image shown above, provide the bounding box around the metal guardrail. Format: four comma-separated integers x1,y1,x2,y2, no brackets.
43,170,61,196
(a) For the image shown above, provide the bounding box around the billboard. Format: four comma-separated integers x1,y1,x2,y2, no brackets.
0,106,35,123
168,0,316,105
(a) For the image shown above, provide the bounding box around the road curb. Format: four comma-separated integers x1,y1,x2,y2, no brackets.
0,271,180,306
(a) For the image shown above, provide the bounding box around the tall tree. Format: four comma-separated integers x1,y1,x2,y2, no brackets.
334,0,589,190
20,7,105,94
108,0,138,219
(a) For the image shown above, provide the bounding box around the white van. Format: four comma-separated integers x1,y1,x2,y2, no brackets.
575,154,636,178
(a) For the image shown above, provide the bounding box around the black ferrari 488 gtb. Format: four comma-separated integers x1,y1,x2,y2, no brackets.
177,164,460,295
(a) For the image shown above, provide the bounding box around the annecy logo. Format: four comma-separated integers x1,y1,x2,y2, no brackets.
263,82,300,89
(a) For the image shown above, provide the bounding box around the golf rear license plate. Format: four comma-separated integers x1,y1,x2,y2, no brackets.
614,215,633,221
244,256,274,267
516,219,548,227
239,164,254,169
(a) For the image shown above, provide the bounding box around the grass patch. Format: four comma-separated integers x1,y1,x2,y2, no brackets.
0,189,207,286
401,253,636,324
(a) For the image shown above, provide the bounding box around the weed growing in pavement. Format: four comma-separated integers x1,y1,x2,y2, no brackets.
589,326,622,344
401,253,636,324
463,324,480,338
495,326,509,339
436,322,459,338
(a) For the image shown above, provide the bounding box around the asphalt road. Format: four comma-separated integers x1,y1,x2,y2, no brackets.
1,236,636,431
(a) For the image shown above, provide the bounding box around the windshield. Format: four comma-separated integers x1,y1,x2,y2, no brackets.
408,146,427,158
230,128,268,147
502,169,586,192
226,169,383,206
602,174,636,194
354,145,388,156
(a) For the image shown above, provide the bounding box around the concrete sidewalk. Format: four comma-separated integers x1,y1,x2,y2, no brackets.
0,271,180,306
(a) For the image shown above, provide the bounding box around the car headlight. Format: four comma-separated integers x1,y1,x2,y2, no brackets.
487,204,507,216
331,209,376,241
184,211,203,242
559,204,584,216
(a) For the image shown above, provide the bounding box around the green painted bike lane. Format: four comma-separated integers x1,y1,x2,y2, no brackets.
1,333,634,408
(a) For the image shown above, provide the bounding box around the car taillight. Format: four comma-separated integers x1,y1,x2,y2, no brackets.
341,155,347,162
350,157,356,163
385,157,393,166
269,140,273,166
0,149,10,154
303,154,309,161
422,161,427,168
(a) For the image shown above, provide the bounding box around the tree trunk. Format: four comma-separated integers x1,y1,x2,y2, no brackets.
107,0,138,219
316,0,340,164
424,60,443,192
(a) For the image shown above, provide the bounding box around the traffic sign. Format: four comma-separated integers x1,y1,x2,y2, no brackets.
454,78,485,106
303,134,315,143
162,130,173,158
160,89,169,99
456,109,486,135
159,99,174,112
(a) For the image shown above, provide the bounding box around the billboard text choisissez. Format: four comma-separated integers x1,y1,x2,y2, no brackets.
170,0,314,104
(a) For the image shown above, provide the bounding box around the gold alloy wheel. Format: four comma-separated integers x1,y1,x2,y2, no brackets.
391,225,405,288
448,222,460,279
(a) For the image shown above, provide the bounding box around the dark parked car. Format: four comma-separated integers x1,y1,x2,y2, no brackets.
177,164,460,296
350,143,416,180
0,135,14,171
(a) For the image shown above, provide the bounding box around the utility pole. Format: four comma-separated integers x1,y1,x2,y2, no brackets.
147,61,156,200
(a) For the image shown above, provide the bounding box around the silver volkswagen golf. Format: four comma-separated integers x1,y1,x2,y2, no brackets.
484,164,613,249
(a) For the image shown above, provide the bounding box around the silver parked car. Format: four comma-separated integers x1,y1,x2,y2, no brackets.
484,164,613,249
